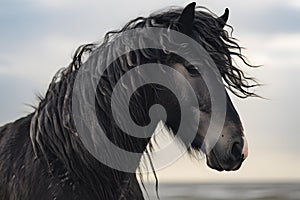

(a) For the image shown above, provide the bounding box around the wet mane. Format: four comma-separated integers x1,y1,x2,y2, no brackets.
29,5,258,198
67,6,258,98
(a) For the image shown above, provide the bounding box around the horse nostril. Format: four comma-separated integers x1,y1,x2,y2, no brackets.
231,142,242,160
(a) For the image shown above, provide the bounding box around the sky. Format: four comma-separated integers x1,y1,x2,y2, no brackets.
0,0,300,182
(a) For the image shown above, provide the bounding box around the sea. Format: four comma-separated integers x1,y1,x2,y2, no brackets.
144,182,300,200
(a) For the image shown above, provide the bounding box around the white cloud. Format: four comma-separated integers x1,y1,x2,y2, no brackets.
235,33,300,70
287,0,300,8
0,34,83,83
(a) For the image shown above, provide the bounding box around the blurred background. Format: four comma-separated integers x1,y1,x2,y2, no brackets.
1,0,300,199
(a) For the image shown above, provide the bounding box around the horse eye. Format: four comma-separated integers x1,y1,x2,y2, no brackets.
186,67,201,76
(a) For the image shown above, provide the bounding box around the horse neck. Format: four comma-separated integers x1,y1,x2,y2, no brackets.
29,74,143,198
94,88,155,169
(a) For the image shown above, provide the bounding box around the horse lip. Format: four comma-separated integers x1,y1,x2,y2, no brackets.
207,150,244,172
230,161,243,171
207,150,224,171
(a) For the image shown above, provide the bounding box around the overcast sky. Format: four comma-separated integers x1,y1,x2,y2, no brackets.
1,0,300,182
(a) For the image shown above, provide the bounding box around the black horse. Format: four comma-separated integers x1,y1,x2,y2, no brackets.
0,2,257,200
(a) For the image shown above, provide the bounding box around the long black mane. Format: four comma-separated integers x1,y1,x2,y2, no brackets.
2,5,258,200
71,6,258,97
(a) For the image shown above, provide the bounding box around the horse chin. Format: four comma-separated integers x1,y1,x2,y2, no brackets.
206,150,224,172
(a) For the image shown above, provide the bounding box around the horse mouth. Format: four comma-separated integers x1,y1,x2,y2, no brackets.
206,150,243,172
206,150,224,171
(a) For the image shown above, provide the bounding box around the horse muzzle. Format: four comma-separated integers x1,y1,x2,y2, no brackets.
206,136,248,171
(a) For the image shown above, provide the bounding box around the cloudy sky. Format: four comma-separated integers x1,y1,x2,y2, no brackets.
1,0,300,182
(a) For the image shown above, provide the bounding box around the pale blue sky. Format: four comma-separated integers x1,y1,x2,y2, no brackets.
1,0,300,182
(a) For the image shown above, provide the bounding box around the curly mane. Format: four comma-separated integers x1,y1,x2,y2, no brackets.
29,5,259,198
66,6,259,98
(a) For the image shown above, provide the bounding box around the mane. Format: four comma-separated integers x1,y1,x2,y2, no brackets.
30,5,259,198
68,6,259,98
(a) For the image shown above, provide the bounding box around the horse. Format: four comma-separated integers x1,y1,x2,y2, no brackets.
0,2,257,200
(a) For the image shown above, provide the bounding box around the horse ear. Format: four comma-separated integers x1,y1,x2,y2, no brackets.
217,8,229,28
178,2,196,35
